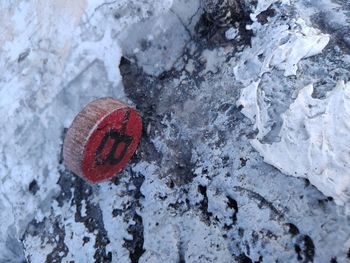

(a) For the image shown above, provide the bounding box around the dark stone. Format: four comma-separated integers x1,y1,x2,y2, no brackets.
28,180,39,195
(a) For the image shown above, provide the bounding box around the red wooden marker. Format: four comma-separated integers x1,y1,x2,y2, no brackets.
63,98,142,183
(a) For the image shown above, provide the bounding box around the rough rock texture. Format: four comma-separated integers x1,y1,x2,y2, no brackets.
1,0,350,262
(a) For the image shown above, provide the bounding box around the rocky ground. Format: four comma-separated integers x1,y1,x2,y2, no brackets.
1,0,350,262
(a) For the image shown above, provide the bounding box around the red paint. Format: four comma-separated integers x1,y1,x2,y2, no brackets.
82,108,142,183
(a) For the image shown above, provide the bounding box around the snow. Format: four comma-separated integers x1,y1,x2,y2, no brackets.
1,0,350,262
225,27,238,40
235,13,329,139
250,0,290,21
235,0,349,206
135,162,232,263
0,0,172,261
252,81,350,205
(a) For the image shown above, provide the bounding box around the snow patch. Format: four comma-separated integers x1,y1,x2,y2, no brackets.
133,161,233,263
0,0,173,261
252,81,350,205
236,17,329,138
225,27,238,40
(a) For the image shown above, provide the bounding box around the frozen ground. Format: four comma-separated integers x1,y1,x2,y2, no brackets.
1,0,350,262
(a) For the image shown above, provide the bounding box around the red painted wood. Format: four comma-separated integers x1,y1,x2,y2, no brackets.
63,98,142,183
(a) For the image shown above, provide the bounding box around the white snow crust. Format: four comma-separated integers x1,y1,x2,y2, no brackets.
0,0,172,261
1,0,350,262
252,81,350,205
